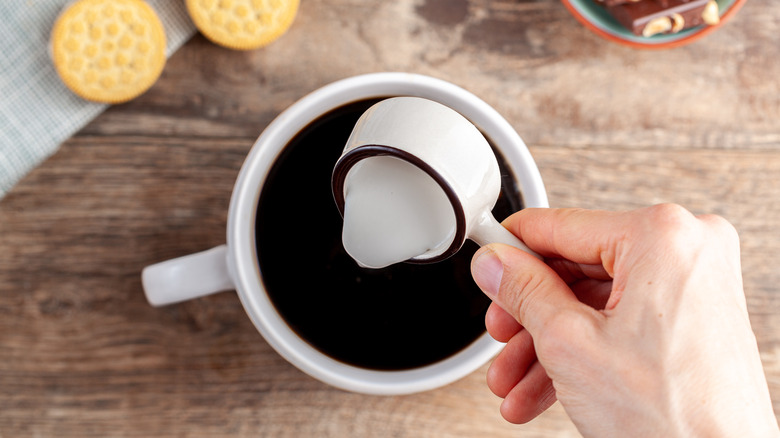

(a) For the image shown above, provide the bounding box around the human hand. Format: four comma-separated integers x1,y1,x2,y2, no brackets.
470,205,779,437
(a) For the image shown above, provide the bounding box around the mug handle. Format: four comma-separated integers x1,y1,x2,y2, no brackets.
470,211,542,260
142,245,235,306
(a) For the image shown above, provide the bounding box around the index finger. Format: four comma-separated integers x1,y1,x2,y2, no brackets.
502,208,629,277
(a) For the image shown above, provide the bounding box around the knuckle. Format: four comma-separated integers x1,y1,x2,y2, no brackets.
698,213,739,239
635,205,740,259
639,203,700,252
698,213,741,252
645,203,694,229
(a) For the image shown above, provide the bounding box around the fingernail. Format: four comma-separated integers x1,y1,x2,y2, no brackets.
472,248,504,298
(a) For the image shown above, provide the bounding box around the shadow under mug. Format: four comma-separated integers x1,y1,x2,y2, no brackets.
142,72,549,395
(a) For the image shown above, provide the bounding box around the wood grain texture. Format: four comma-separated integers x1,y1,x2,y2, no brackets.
2,0,780,436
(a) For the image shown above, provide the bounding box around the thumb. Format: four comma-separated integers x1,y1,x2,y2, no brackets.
471,243,586,336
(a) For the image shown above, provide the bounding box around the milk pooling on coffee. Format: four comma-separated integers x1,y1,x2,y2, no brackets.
341,155,456,269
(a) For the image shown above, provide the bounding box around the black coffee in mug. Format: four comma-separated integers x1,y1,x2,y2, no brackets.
255,98,523,371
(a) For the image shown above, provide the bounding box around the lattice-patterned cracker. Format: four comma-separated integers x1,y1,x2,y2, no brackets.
51,0,167,103
186,0,299,50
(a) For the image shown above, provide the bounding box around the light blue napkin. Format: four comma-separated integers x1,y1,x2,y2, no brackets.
0,0,196,199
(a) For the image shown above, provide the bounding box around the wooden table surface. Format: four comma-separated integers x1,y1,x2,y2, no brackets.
2,0,779,436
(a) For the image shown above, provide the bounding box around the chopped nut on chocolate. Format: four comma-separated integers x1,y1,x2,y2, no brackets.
702,0,720,25
642,16,672,37
671,13,685,33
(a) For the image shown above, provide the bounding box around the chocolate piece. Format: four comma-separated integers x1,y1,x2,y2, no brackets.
606,0,719,37
601,0,643,7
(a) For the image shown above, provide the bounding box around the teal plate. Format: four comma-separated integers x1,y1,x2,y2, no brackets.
561,0,744,48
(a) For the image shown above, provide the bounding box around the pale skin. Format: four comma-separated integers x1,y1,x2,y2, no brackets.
470,204,780,437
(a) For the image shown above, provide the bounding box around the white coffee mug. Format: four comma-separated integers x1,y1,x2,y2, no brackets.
142,72,549,395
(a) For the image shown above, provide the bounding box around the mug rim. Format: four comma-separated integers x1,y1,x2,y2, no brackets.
226,72,549,395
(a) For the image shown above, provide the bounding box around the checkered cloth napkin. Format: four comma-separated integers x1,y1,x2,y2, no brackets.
0,0,196,199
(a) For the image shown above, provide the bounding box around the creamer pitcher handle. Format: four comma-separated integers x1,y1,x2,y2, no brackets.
469,211,542,260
